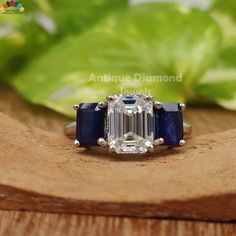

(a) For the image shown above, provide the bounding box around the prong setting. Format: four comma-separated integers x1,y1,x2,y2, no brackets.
179,140,185,146
73,104,80,110
144,95,154,102
97,138,108,147
154,101,163,109
179,103,186,111
74,139,80,147
98,102,107,109
146,142,154,153
106,95,115,102
154,138,164,146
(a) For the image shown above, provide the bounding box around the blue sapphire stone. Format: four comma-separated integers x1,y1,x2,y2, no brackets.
76,103,106,147
154,103,183,146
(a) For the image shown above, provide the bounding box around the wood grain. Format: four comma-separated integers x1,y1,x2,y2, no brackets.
0,88,69,134
0,111,236,221
0,88,236,235
0,210,235,236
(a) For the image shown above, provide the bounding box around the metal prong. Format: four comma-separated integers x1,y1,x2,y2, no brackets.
179,140,185,146
106,95,115,102
98,102,107,109
154,101,163,109
74,139,80,147
154,138,164,146
73,104,80,110
97,138,108,147
179,103,186,111
108,147,116,153
144,95,154,101
146,143,154,153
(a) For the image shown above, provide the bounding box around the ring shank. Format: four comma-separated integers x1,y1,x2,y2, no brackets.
64,121,76,139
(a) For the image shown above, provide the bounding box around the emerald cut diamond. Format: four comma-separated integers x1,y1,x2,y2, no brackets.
107,94,154,154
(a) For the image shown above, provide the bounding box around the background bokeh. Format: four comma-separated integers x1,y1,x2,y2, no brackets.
0,0,235,117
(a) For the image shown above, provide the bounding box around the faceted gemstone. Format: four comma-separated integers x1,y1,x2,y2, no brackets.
107,94,154,154
76,103,105,147
154,103,183,146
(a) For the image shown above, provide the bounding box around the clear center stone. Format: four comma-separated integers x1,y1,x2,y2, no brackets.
107,94,154,154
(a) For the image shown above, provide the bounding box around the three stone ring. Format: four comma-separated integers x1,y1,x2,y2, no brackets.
64,94,192,154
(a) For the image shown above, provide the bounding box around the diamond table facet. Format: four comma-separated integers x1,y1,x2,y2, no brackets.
107,95,154,154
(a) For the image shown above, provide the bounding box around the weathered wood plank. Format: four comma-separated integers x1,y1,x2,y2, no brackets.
0,111,235,221
0,210,235,236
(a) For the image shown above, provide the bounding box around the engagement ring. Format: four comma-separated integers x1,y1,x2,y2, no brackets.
64,94,191,154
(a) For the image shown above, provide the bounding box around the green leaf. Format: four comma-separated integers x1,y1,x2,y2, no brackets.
194,46,236,110
194,69,236,110
0,0,128,83
13,3,222,117
0,0,58,83
194,0,236,110
212,0,236,21
211,0,236,49
50,0,128,35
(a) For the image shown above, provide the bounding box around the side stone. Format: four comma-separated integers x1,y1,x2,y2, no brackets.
154,103,183,146
76,103,105,147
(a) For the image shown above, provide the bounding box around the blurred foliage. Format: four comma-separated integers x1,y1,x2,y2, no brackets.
50,0,127,35
195,0,236,110
0,14,53,80
0,0,127,81
12,4,221,116
0,0,235,116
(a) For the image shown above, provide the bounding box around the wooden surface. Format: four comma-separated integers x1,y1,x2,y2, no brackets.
0,112,236,221
0,211,235,236
0,88,236,235
0,90,236,222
